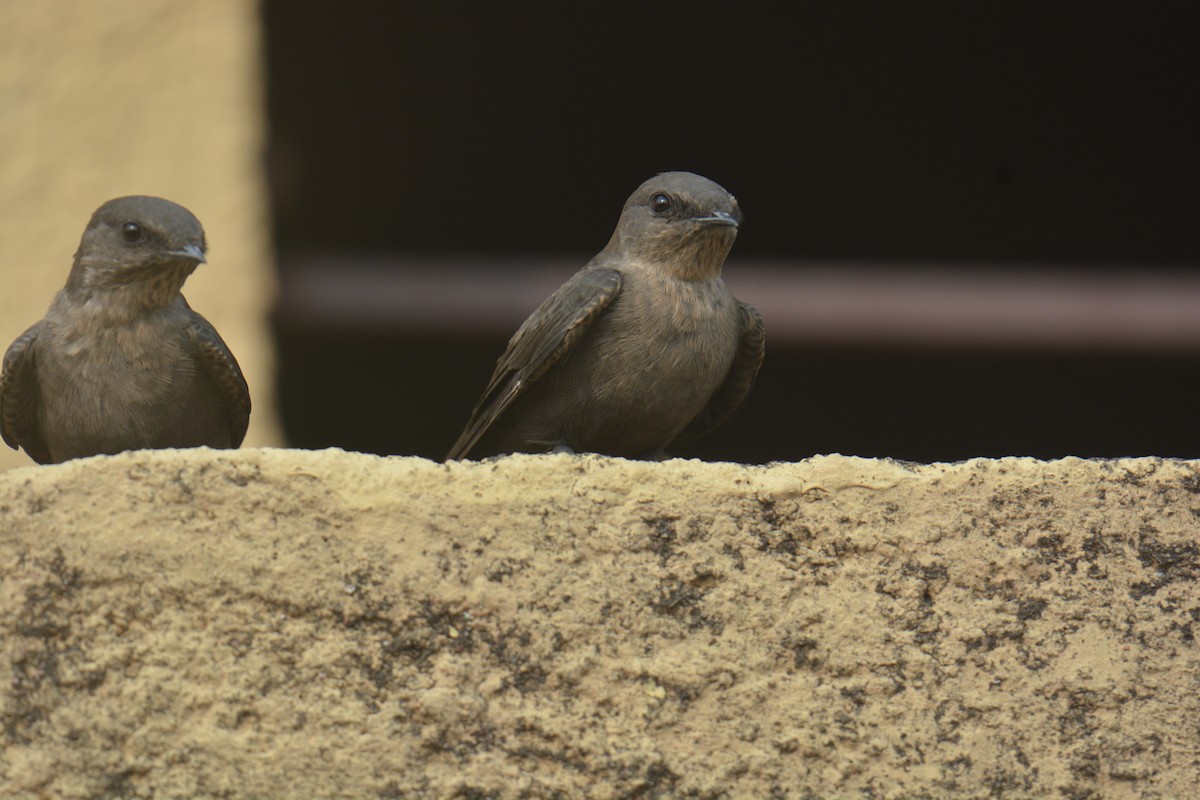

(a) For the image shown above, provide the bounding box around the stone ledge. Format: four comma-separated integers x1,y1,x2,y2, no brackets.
1,449,1197,798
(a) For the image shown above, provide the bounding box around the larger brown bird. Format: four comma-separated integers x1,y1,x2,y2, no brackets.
0,196,250,464
447,171,764,460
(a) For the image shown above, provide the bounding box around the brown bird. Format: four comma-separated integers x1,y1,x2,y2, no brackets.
447,171,764,460
0,196,251,464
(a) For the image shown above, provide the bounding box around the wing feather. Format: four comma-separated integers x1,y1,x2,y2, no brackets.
185,310,251,447
668,302,765,450
0,323,52,463
447,268,622,459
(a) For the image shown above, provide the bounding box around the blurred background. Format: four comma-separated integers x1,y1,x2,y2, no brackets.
268,3,1200,463
3,2,1199,468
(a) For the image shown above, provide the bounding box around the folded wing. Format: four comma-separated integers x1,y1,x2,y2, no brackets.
447,268,623,459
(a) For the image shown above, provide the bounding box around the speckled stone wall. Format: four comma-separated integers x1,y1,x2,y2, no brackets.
1,449,1197,798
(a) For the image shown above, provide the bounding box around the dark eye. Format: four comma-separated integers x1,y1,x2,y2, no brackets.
650,193,672,215
121,222,143,242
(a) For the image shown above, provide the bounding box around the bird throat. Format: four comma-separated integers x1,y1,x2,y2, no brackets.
655,230,735,282
69,261,196,319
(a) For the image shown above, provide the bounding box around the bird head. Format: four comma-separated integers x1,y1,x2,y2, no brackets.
610,171,742,281
68,195,208,306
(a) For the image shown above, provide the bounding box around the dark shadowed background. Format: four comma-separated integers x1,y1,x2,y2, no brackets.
264,3,1200,463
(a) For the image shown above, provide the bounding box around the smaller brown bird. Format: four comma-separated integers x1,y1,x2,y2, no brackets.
447,171,764,460
0,196,251,464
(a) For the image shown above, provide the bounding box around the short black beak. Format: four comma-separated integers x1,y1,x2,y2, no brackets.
168,243,207,264
693,211,739,228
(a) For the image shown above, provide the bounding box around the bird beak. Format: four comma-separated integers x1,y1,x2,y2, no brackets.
693,211,739,228
168,243,207,264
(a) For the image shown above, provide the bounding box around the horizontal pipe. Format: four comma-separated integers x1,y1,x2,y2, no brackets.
275,256,1200,352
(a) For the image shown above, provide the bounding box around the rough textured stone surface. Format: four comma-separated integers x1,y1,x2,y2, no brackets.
0,449,1198,798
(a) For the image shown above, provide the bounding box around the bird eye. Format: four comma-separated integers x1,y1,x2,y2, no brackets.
121,222,143,242
650,193,673,215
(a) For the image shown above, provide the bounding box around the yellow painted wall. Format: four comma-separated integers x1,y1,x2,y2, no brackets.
0,0,280,470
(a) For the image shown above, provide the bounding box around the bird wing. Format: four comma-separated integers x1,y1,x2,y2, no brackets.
447,267,623,459
184,307,251,447
0,323,52,463
668,301,765,450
